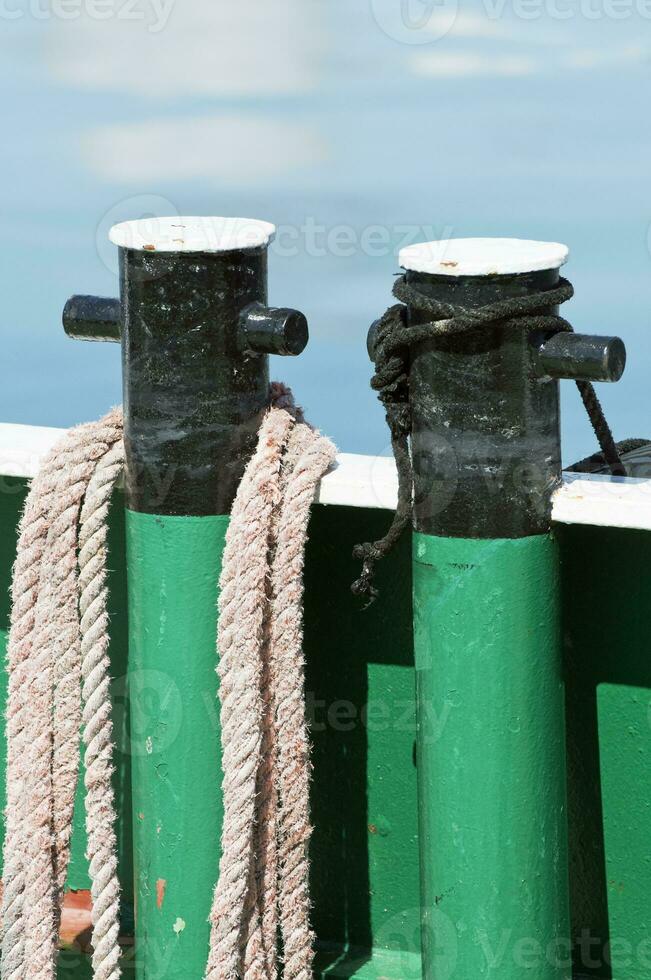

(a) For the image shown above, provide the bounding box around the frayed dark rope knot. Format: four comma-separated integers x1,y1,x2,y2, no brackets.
351,274,625,602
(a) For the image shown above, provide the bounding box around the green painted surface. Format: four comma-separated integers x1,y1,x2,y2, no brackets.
304,507,418,974
313,942,421,977
560,525,651,980
0,481,649,977
413,532,570,979
126,510,227,980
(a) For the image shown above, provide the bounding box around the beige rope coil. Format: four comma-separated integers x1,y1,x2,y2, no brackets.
1,388,335,980
207,384,336,980
2,409,124,980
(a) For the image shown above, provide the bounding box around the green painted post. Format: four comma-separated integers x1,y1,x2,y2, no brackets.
413,534,566,979
63,216,309,978
397,239,626,979
126,514,228,976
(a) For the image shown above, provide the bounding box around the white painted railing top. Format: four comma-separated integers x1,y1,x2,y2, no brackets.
0,423,649,533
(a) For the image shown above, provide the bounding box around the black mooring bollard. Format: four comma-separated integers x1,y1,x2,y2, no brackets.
62,216,308,978
65,216,308,515
401,240,626,538
397,238,626,980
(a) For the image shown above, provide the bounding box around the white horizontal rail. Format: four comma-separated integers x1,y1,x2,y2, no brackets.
0,423,649,533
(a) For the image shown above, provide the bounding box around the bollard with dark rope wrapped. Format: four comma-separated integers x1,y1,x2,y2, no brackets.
353,259,626,600
357,237,628,980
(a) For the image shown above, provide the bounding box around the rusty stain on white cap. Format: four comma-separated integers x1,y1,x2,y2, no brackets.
110,216,276,253
399,237,569,277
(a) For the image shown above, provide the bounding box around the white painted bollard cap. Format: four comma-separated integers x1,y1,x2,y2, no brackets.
109,216,276,253
399,238,569,277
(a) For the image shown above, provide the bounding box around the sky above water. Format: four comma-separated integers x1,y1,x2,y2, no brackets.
2,0,651,463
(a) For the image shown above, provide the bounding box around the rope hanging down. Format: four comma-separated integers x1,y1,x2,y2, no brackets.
352,275,626,601
2,410,124,980
1,388,335,980
207,384,336,979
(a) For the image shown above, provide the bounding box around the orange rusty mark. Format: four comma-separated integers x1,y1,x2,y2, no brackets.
0,882,132,951
59,890,93,950
143,244,156,251
156,878,167,910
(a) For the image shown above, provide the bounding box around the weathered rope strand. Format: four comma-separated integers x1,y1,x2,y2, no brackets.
270,426,336,980
2,421,115,980
207,390,335,980
25,412,123,980
207,406,295,980
352,274,625,599
79,438,126,980
2,411,123,980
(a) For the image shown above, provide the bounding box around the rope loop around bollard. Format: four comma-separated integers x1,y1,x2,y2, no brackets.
352,274,625,602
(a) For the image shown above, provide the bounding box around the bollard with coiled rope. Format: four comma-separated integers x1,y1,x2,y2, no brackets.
1,386,334,980
54,215,325,978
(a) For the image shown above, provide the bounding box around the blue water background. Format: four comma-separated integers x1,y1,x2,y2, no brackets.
2,0,650,463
